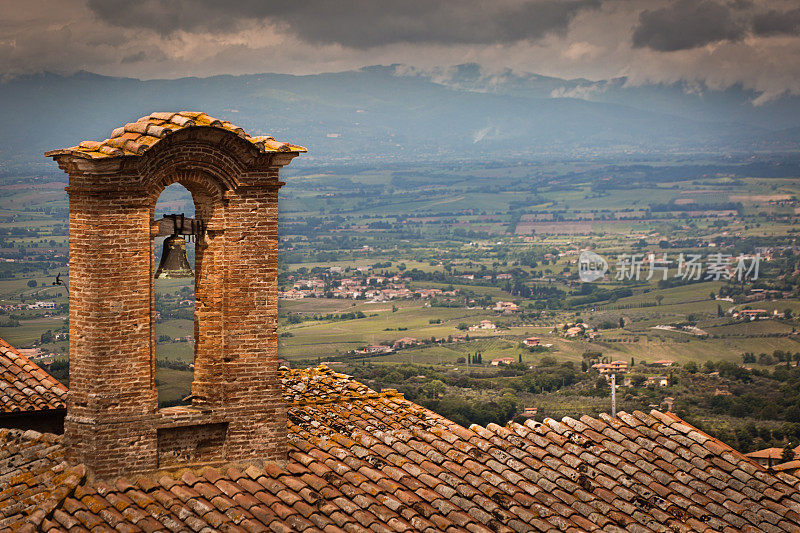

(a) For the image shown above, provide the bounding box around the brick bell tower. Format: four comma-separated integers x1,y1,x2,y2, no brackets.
46,112,305,479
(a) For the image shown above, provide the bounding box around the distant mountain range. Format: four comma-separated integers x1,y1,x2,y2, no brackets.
1,64,798,174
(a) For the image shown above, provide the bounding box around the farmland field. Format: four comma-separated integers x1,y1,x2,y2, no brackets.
2,155,800,447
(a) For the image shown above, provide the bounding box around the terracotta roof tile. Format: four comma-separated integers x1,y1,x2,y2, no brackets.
0,338,67,413
3,365,800,531
45,111,306,160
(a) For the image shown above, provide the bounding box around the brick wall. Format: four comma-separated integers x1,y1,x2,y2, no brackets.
157,422,228,467
51,127,297,479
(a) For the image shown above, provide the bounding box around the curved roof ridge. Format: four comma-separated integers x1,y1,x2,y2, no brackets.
45,111,306,160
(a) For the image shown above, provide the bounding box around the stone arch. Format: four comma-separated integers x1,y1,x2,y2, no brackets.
139,132,254,405
145,177,229,409
147,169,225,229
138,126,261,193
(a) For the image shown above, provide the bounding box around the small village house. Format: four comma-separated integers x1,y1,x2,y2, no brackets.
652,359,675,367
592,360,629,374
523,336,541,347
645,376,669,387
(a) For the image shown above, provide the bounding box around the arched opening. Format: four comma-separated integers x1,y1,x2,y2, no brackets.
153,183,196,407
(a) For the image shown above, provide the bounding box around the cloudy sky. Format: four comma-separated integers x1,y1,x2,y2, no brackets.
2,0,800,101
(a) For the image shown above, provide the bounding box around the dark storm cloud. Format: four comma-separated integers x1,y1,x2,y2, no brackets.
632,0,746,52
751,8,800,37
121,51,148,64
86,0,600,48
633,1,800,52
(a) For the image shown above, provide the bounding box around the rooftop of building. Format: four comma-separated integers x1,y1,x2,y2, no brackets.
746,446,800,460
3,364,800,532
44,111,307,160
775,460,800,473
0,337,67,414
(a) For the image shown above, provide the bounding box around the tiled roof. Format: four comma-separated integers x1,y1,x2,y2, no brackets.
0,338,67,413
3,365,800,532
747,446,800,460
775,460,800,472
44,111,306,160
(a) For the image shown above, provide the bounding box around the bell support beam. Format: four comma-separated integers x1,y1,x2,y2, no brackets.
152,214,206,238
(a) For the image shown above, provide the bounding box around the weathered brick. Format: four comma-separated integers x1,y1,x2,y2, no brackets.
48,123,303,479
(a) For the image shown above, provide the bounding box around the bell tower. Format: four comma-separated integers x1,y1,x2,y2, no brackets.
46,112,305,478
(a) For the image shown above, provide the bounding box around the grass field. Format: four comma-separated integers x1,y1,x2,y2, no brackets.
278,300,501,360
155,319,193,339
155,367,193,404
155,341,194,364
0,316,66,346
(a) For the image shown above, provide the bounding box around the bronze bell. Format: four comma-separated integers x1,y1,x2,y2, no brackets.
155,234,194,279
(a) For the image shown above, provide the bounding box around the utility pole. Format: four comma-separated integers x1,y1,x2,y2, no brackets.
611,373,616,418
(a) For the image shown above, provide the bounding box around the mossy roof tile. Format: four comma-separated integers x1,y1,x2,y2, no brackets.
2,362,800,531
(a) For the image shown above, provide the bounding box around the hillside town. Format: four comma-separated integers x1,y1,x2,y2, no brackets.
279,270,457,301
